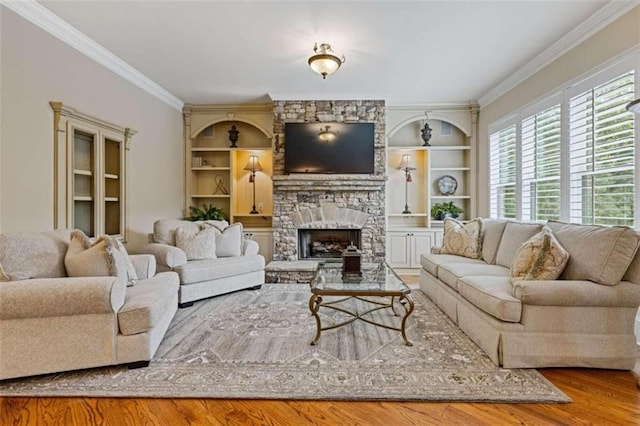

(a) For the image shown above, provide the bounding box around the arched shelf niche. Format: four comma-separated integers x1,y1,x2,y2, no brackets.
385,107,477,241
183,104,274,227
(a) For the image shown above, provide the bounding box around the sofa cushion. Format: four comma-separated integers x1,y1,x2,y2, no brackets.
457,276,522,322
439,218,483,259
438,263,509,291
495,222,543,268
419,253,485,277
65,231,135,286
481,219,508,264
175,254,265,285
547,221,640,286
153,219,228,246
118,272,179,336
176,227,217,260
512,279,640,307
510,226,569,282
0,230,70,281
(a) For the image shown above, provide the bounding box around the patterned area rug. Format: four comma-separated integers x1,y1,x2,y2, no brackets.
0,284,570,402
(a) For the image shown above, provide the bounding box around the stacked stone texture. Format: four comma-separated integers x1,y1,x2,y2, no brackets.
271,100,386,264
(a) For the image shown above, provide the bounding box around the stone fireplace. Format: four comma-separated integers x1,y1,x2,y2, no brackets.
271,100,386,264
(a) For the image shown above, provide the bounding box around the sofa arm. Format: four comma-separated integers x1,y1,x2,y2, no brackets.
0,277,126,320
129,254,156,279
512,279,640,307
243,239,259,256
142,243,187,268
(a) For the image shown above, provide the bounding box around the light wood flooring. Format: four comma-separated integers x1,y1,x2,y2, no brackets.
2,275,638,425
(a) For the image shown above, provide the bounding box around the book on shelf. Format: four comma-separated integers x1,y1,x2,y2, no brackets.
192,157,203,168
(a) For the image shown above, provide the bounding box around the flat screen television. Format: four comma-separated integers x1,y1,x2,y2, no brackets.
284,122,375,174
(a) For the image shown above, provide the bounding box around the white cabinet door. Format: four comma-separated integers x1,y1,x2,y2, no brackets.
387,230,442,269
410,232,433,268
244,230,273,263
387,232,410,268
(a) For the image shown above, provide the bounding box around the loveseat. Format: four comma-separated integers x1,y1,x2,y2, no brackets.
142,219,265,307
420,219,640,369
0,230,179,380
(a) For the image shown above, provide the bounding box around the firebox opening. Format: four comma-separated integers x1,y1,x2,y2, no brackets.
298,229,362,261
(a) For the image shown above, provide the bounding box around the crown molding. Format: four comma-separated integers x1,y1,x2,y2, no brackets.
478,0,639,108
1,0,184,111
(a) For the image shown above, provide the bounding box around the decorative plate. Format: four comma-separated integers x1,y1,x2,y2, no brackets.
437,175,458,195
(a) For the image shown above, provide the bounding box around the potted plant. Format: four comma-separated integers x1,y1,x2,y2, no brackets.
185,204,227,221
430,201,464,221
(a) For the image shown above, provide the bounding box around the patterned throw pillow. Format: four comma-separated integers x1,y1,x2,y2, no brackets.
204,222,244,257
510,226,569,282
175,226,217,260
439,218,484,259
65,230,136,286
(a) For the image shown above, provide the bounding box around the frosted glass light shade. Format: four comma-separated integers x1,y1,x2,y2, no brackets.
308,43,344,79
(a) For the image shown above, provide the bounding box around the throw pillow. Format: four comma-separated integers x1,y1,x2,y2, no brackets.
439,218,483,259
114,239,138,285
65,230,134,286
175,226,217,260
510,226,569,282
205,222,243,257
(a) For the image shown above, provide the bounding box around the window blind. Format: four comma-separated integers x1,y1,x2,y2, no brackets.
569,71,635,226
489,125,517,219
521,104,562,222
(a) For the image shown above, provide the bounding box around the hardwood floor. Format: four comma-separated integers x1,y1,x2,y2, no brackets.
1,368,638,426
2,275,638,425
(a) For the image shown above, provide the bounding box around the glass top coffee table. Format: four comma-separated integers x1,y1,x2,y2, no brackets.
308,262,414,346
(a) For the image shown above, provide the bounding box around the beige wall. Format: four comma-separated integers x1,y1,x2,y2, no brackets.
477,5,640,216
0,7,184,250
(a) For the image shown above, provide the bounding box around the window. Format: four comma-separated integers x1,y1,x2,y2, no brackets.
569,71,635,226
489,124,517,219
488,56,637,227
521,104,561,222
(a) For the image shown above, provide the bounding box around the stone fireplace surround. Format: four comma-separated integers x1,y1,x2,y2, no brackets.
271,100,386,265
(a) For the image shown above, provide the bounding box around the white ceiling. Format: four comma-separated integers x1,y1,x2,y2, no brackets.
36,0,614,106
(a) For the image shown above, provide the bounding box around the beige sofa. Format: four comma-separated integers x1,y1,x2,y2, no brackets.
420,219,640,369
143,220,265,307
0,230,179,380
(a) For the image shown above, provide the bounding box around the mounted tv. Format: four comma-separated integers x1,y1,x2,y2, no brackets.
284,122,375,174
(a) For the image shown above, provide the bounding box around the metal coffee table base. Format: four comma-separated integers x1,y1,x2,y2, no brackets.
309,294,415,346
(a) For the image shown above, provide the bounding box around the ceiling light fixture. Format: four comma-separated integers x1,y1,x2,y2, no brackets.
318,125,337,142
308,43,345,79
627,98,640,114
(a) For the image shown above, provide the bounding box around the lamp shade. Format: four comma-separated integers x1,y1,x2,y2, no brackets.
397,154,415,170
308,43,344,79
243,155,263,172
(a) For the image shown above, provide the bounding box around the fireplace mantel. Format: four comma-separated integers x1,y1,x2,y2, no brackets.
272,174,386,191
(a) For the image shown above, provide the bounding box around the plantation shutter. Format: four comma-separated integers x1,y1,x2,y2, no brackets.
568,71,635,226
489,125,517,219
521,105,562,222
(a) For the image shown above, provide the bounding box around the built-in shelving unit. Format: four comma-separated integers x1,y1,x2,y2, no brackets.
385,104,478,272
183,104,275,261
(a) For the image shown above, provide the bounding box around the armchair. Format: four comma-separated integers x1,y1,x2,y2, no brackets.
143,219,265,307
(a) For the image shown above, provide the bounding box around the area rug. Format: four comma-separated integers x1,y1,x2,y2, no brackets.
0,284,570,402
